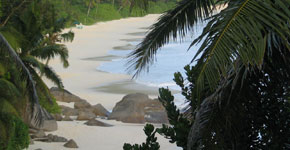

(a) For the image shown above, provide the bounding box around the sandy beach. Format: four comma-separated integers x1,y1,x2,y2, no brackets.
45,14,163,110
29,14,181,150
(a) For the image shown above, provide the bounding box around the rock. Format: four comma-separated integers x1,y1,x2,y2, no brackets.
76,111,96,120
41,120,58,132
84,119,113,127
109,93,168,123
31,130,46,138
64,139,78,148
47,134,68,142
52,113,63,121
144,112,168,123
29,128,38,134
29,105,58,132
63,115,73,121
92,103,110,117
60,105,79,116
74,100,91,109
50,87,84,103
34,137,51,142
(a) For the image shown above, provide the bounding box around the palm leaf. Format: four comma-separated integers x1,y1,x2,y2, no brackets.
31,44,69,68
191,0,290,96
0,33,43,126
42,65,64,89
127,0,217,77
21,55,44,72
61,30,74,42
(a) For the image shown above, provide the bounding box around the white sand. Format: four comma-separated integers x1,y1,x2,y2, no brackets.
29,119,181,150
30,15,181,150
45,14,162,110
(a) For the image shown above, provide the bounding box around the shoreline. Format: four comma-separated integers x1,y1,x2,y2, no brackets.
33,14,181,150
45,14,163,110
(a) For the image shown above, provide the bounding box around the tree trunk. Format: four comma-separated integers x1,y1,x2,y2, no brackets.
86,0,92,24
87,1,92,17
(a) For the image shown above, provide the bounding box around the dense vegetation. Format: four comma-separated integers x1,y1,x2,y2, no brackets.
126,0,290,149
49,0,177,26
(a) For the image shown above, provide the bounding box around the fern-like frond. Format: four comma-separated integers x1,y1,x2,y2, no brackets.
61,30,74,42
191,0,290,95
127,0,217,77
31,44,69,68
42,65,64,89
21,55,44,72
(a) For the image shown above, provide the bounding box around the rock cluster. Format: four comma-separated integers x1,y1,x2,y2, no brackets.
30,129,68,143
50,87,110,122
109,93,168,124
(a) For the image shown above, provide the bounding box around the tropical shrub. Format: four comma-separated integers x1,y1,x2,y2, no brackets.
123,124,160,150
0,113,29,150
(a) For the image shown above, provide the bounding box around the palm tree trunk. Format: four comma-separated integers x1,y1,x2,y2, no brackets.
86,0,92,24
0,0,26,27
87,0,92,17
0,33,44,126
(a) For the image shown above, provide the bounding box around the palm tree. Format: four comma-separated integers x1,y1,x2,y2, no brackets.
117,0,148,13
0,33,44,126
127,0,290,149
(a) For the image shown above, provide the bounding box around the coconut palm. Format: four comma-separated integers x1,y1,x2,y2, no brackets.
0,33,44,126
117,0,148,13
127,0,290,149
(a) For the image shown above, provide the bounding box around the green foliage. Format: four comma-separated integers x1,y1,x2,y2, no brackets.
0,64,4,77
39,94,61,114
157,88,191,149
43,0,177,26
0,113,29,150
147,1,175,14
94,4,122,21
123,124,160,150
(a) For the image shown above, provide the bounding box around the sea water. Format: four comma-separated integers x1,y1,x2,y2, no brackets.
98,23,205,107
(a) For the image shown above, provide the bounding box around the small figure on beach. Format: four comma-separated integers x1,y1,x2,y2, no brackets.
74,21,83,29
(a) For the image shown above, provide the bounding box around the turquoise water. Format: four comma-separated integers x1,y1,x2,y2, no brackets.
98,23,205,107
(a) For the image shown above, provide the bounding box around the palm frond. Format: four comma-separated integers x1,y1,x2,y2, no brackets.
191,0,290,96
0,79,21,100
31,44,69,68
0,33,43,126
187,33,290,149
127,0,217,77
21,55,44,72
42,65,64,89
61,30,74,42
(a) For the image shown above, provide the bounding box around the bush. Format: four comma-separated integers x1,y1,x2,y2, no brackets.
94,4,122,22
123,124,160,150
0,113,29,150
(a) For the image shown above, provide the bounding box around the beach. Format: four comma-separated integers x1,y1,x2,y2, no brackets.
29,14,181,150
45,14,162,110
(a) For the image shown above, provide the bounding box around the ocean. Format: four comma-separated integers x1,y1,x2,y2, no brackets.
97,22,205,107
